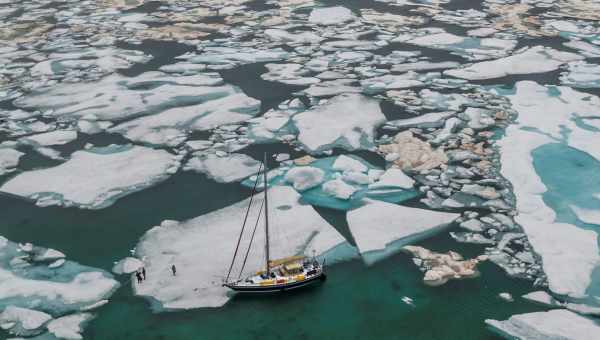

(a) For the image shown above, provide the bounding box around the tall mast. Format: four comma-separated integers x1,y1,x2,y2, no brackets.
263,153,270,276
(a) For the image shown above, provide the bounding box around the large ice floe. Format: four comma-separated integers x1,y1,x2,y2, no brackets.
495,81,600,305
0,236,118,338
486,309,600,340
347,199,459,264
1,145,180,209
446,46,582,80
132,186,351,310
292,94,386,154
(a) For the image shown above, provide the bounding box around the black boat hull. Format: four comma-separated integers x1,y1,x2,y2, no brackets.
226,272,326,293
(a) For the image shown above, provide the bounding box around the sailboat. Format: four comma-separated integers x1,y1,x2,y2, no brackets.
223,154,326,293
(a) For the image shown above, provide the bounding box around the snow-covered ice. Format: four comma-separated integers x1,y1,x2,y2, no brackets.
0,147,23,176
0,306,51,336
20,130,77,147
486,309,600,340
560,61,600,88
292,94,386,154
1,145,179,209
496,81,600,301
446,46,582,80
0,236,118,338
184,153,260,183
112,257,144,275
308,7,356,26
283,166,325,191
133,186,350,310
347,200,459,264
46,313,93,340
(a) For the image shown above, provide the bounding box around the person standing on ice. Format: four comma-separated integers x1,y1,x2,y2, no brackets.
171,264,177,276
142,267,146,281
135,271,143,284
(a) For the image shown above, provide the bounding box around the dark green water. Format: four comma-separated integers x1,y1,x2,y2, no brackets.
0,177,546,339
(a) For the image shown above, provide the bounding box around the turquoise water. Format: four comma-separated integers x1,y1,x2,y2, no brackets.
0,166,546,339
0,0,571,338
84,233,544,340
532,143,600,301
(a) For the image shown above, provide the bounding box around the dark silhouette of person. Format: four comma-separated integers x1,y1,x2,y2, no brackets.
171,264,177,276
135,271,143,284
142,267,146,280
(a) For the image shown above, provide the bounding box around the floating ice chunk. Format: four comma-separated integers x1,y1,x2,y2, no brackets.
387,112,453,130
391,61,459,73
332,155,368,173
368,168,414,191
46,313,93,340
292,94,386,154
522,291,561,307
133,186,349,310
0,237,119,318
361,72,433,93
159,63,207,74
284,166,325,191
184,46,290,69
485,309,600,340
112,257,144,275
308,6,356,26
264,29,322,44
569,205,600,225
0,147,23,176
1,145,179,209
21,130,77,147
29,47,152,78
0,306,51,337
403,246,487,286
261,63,320,86
563,40,600,58
14,72,227,121
322,178,357,200
111,90,260,146
301,79,362,98
446,46,582,80
184,153,260,183
498,292,513,302
396,30,517,61
458,108,495,130
347,200,459,264
560,61,600,88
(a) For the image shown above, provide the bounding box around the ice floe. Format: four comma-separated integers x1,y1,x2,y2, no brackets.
347,199,459,264
292,94,386,154
1,145,179,209
14,72,230,121
446,46,582,80
133,186,351,310
20,130,77,147
395,28,517,61
486,309,600,340
308,7,356,26
0,147,23,176
402,245,487,286
184,153,260,183
0,237,118,338
496,81,600,300
560,61,600,88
